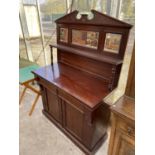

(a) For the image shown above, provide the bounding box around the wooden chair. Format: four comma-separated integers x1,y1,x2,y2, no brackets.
19,64,41,116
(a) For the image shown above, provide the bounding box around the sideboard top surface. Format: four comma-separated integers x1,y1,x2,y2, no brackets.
33,63,110,109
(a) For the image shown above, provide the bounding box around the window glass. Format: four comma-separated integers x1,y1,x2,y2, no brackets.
23,5,45,66
91,0,107,14
104,33,122,54
119,0,135,25
24,6,40,37
72,30,99,49
38,0,67,64
19,19,28,60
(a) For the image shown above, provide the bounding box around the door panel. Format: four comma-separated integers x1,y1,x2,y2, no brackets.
63,100,84,141
46,88,61,123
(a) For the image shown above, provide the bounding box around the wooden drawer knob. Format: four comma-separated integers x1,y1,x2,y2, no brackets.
127,127,133,135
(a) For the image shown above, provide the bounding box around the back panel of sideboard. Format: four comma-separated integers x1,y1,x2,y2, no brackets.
58,50,122,90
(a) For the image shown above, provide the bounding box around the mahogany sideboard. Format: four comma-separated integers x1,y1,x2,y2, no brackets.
33,10,132,154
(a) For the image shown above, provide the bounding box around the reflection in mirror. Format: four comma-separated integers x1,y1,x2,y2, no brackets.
104,33,122,54
72,30,99,49
60,28,68,42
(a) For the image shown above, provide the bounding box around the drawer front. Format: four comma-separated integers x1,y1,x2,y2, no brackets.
58,89,84,111
38,77,57,94
112,128,135,155
117,118,135,137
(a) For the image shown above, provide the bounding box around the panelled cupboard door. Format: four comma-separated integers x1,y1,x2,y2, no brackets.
112,129,135,155
46,88,62,123
62,100,84,141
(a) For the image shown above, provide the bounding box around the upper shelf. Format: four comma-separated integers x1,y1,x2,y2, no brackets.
50,44,123,65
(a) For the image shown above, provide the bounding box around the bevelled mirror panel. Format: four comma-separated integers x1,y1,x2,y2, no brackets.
104,33,122,54
72,30,99,49
60,28,68,42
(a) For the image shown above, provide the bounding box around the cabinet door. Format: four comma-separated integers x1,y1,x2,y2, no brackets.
46,88,62,123
62,100,84,141
112,129,135,155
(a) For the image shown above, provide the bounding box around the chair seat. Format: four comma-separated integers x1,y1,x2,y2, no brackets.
19,64,40,84
19,64,40,116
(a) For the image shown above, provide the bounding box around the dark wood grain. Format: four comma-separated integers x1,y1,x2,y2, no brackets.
58,51,114,80
33,66,111,154
56,10,132,59
56,10,132,28
33,63,109,109
50,44,123,65
32,10,132,154
51,44,123,90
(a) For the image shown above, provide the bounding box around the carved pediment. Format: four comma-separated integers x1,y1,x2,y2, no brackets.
55,10,132,28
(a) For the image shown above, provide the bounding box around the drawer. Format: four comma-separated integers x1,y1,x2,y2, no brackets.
117,117,135,137
38,77,57,94
58,89,84,111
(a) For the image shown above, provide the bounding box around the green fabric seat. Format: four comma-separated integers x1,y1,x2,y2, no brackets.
19,64,40,84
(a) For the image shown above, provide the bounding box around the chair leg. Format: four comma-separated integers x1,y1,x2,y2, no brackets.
29,94,40,116
19,86,27,105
